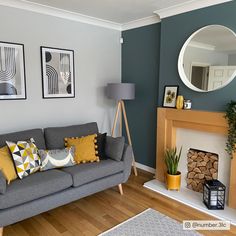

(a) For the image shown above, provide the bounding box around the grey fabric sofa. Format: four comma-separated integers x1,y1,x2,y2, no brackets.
0,122,132,230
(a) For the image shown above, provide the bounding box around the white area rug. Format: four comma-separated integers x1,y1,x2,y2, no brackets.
99,208,201,236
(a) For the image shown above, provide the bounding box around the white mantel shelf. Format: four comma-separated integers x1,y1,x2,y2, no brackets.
144,179,236,226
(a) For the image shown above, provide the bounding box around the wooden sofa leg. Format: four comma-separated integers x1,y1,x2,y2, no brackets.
0,227,3,236
118,184,123,195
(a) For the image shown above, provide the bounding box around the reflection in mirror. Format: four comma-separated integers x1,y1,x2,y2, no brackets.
178,25,236,92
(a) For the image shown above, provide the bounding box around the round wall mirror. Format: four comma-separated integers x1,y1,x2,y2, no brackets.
178,25,236,92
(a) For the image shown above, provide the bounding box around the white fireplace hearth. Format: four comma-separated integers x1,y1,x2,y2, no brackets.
144,179,236,225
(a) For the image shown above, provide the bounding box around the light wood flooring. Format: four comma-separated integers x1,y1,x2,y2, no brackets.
3,169,236,236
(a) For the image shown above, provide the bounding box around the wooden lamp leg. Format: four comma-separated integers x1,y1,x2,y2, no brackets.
121,100,138,176
0,227,3,236
119,104,123,136
118,184,123,195
111,101,121,137
111,100,138,176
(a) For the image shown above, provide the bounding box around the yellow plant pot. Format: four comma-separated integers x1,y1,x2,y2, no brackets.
166,171,181,191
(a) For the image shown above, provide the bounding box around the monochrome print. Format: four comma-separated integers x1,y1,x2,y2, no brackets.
0,42,26,100
41,47,75,98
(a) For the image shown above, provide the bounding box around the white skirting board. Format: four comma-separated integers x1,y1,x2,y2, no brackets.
144,179,236,226
135,162,155,174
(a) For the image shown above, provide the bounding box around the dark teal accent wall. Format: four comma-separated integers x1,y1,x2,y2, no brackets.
158,1,236,111
122,1,236,168
122,24,161,168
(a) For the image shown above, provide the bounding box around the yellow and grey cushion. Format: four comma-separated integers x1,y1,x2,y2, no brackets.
38,146,75,171
0,146,18,184
64,134,99,164
6,138,41,179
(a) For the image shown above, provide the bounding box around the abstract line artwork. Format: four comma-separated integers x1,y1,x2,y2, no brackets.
0,42,26,100
41,47,75,98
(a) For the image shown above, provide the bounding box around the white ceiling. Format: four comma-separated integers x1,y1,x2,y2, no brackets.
22,0,195,23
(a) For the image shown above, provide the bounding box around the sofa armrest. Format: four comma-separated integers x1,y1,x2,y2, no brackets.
121,144,133,182
0,171,6,195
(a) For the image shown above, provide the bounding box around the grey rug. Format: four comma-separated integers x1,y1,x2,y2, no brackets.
99,208,202,236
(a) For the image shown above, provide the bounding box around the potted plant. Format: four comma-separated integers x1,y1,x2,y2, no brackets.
225,100,236,159
165,147,182,191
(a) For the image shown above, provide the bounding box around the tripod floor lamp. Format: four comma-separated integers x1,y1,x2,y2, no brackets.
106,83,138,176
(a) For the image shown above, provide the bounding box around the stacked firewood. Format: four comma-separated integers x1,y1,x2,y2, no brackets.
187,149,218,192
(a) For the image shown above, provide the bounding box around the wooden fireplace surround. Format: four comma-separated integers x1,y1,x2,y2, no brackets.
156,108,236,209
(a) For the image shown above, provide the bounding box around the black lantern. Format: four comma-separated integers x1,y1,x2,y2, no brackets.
203,180,226,210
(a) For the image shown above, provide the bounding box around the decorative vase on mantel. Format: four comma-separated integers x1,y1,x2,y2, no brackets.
176,95,184,109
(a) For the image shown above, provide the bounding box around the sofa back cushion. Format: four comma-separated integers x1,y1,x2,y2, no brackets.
105,136,125,161
44,122,99,149
0,129,46,149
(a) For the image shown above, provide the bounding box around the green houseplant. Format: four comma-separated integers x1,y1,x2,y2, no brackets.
165,147,182,190
225,101,236,159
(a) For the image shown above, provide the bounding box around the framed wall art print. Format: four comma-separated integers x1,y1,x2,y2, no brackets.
0,41,26,100
41,46,75,98
162,85,179,108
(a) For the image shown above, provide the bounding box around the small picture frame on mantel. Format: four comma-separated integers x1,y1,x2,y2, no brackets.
162,85,179,108
41,46,75,99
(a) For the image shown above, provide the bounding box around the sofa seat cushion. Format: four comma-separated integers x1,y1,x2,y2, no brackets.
0,170,72,209
62,159,124,187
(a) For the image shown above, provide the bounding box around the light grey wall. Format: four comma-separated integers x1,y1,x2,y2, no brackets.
0,6,121,134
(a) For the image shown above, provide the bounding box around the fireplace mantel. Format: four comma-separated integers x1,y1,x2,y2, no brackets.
156,108,236,209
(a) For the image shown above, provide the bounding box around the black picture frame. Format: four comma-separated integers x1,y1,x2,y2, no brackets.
162,85,179,108
40,46,75,99
0,41,26,100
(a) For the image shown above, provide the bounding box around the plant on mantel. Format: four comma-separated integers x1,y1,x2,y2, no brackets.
225,100,236,159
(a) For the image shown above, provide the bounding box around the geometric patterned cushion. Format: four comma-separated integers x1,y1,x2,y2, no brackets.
6,138,41,179
38,146,75,171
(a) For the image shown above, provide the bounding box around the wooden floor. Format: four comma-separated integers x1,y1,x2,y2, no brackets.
4,169,236,236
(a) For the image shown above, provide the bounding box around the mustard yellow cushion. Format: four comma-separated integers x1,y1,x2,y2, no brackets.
64,134,99,164
0,146,18,184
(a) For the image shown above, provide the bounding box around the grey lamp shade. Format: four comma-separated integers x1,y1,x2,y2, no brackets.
106,83,135,100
